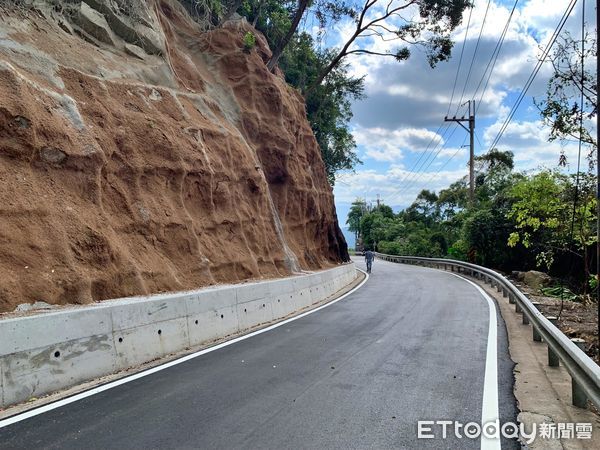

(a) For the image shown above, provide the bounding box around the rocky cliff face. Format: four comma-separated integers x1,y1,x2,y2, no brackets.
0,0,348,313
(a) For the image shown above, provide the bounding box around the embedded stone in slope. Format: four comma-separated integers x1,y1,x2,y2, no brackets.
76,2,116,46
85,0,164,55
124,43,146,60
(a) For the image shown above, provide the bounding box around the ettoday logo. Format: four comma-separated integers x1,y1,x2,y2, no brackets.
417,420,593,443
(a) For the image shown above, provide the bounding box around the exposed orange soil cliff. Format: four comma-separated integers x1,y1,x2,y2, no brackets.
0,0,348,313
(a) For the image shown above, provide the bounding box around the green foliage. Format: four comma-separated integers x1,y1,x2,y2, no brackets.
345,147,597,295
242,31,256,51
239,1,293,47
179,0,225,26
448,239,469,260
507,171,567,249
589,275,598,291
237,5,365,184
237,1,470,184
540,285,579,302
536,30,597,153
279,33,364,184
346,198,367,235
378,240,402,255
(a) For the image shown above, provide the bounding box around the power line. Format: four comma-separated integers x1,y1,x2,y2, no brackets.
486,0,579,152
402,125,460,192
413,134,470,195
389,123,450,191
561,0,586,323
473,0,520,113
386,124,460,203
392,124,453,194
410,135,469,196
457,0,492,112
447,5,474,116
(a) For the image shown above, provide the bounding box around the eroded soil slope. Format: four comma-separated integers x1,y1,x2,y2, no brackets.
0,0,348,312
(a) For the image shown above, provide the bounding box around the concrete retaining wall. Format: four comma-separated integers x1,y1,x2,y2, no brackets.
0,263,356,408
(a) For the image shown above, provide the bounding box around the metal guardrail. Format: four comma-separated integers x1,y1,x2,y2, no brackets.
375,252,600,410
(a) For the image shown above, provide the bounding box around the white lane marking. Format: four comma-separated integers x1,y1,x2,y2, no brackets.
0,268,369,429
450,273,501,450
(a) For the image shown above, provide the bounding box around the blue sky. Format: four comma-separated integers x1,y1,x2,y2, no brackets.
316,1,597,247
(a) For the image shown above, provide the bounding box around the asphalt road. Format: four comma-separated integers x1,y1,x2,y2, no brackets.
0,258,517,449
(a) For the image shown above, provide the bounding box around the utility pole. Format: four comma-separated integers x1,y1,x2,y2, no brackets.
376,194,381,208
445,100,475,204
582,0,600,355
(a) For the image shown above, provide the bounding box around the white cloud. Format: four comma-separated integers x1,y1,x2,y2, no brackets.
331,0,596,214
483,118,589,170
353,126,445,162
334,165,469,208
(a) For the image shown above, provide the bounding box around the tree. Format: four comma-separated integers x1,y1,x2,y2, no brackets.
507,171,571,270
536,31,597,162
239,1,294,48
221,0,244,23
437,181,468,220
346,198,368,243
267,0,310,71
304,0,471,94
280,33,365,184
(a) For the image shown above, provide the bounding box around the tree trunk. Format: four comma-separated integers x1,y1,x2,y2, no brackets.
267,0,309,72
220,0,243,25
252,1,265,27
304,25,358,95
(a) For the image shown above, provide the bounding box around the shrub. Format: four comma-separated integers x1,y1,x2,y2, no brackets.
243,31,256,52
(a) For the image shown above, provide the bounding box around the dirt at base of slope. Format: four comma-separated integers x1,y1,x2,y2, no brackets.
509,279,599,364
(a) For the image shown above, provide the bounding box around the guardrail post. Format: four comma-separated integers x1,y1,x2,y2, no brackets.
502,287,508,297
546,316,559,367
570,338,588,408
522,302,539,325
532,325,542,342
515,301,522,313
508,292,515,304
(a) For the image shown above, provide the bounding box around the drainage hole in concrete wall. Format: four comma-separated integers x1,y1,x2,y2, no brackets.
221,314,224,319
278,299,280,302
158,329,162,335
262,304,265,307
244,308,247,313
118,337,123,343
195,320,199,325
54,351,60,358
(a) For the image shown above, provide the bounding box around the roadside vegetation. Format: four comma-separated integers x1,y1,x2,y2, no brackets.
347,149,597,300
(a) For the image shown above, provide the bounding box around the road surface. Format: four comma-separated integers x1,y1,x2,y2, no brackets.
0,257,517,449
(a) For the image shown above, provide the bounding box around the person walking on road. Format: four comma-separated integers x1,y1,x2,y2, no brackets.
365,249,374,274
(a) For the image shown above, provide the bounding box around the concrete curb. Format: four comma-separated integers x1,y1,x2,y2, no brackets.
0,264,356,408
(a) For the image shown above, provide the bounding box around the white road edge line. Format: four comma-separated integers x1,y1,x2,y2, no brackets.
450,273,501,450
0,267,369,429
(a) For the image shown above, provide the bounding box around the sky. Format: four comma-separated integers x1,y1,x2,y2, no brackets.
313,1,597,247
